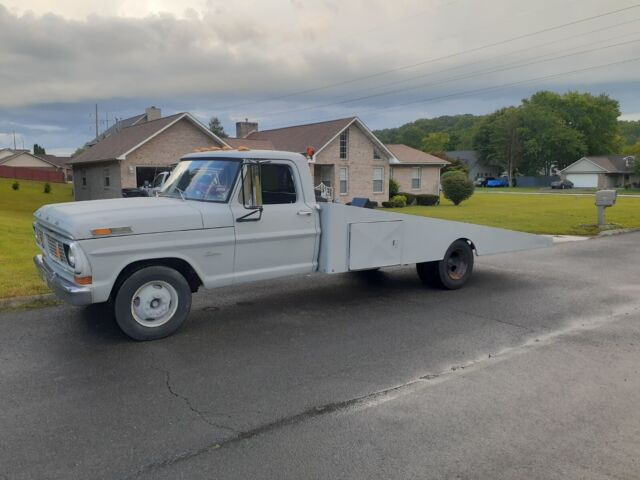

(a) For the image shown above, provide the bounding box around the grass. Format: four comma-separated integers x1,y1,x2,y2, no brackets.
390,192,640,236
0,178,74,299
478,187,640,195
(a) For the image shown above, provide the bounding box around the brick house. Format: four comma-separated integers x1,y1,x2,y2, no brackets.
228,117,397,203
69,112,227,200
0,150,69,182
386,144,449,196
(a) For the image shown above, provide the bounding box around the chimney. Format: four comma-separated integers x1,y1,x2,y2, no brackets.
236,118,258,138
145,106,161,122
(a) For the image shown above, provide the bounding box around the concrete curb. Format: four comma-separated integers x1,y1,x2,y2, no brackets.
597,227,640,237
0,293,57,309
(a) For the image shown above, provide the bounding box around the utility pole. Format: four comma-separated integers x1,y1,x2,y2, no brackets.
13,131,16,150
95,103,99,139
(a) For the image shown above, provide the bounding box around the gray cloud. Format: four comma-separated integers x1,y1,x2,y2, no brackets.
1,0,640,152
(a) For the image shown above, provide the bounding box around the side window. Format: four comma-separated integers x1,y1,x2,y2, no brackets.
103,168,110,188
261,164,297,204
81,169,87,187
339,130,348,159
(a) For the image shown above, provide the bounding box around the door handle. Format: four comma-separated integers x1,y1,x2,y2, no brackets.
297,210,313,216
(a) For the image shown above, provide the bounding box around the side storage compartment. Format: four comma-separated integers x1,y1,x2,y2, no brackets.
348,221,404,270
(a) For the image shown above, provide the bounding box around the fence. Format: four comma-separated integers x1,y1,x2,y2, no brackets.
0,166,66,183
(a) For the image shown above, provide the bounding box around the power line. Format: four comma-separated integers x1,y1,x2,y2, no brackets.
263,16,640,115
264,54,640,128
218,3,640,110
263,35,640,117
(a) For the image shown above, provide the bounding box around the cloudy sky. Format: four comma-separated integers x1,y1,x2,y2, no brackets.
1,0,640,154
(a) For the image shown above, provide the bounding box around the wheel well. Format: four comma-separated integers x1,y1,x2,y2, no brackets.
457,238,477,255
111,258,203,299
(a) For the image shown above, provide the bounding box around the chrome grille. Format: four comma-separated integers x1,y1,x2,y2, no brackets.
46,234,67,264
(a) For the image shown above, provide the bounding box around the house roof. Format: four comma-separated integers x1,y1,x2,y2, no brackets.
386,144,449,165
38,154,71,168
68,113,228,165
245,117,356,153
84,113,147,147
561,155,636,174
446,150,478,166
0,151,61,168
225,137,275,150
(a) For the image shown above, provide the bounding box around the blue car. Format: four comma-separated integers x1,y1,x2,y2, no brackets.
486,178,509,187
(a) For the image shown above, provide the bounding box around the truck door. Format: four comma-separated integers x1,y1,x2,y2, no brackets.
230,160,319,283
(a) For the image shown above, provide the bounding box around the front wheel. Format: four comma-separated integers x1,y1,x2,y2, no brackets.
416,240,474,289
113,266,192,341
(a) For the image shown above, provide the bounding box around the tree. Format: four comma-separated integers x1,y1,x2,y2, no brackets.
441,156,470,175
441,171,474,205
420,132,450,154
519,103,587,175
526,91,621,155
33,144,46,155
208,117,228,138
473,107,524,186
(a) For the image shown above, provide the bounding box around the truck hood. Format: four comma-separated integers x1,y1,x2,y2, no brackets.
34,197,232,240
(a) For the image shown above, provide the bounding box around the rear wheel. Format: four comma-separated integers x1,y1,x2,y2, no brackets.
113,266,192,341
417,240,474,289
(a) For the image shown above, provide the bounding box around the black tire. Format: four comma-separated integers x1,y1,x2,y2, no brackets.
113,266,192,341
416,240,474,290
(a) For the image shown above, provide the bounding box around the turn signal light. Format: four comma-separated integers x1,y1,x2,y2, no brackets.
75,276,92,285
91,228,112,236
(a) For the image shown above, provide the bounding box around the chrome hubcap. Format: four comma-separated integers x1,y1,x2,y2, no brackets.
131,281,178,327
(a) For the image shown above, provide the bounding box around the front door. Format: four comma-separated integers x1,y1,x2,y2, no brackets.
230,160,319,283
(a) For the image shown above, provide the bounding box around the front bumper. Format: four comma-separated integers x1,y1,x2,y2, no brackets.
33,254,93,306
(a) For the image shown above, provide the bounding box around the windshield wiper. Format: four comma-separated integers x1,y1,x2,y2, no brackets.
176,188,186,201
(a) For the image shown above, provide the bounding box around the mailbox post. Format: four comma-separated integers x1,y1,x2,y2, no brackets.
595,190,617,227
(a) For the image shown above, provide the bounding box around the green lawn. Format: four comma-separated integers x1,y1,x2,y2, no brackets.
478,187,640,195
0,178,74,299
390,193,640,236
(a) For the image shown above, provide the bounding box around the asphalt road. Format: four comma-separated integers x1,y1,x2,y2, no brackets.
1,233,639,479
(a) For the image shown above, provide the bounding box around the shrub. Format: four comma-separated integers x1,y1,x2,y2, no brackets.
381,201,393,208
389,178,400,197
399,192,416,205
441,174,474,206
390,194,407,207
43,182,51,194
415,194,440,206
365,200,378,209
441,170,468,182
11,181,19,191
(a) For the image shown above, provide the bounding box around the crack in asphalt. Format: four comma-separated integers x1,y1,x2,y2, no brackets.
160,369,237,434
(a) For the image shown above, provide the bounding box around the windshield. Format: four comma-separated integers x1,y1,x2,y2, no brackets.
159,159,241,202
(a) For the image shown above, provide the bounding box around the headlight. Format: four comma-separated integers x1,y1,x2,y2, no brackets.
65,243,77,268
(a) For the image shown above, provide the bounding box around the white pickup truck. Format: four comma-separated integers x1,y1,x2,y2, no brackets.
33,149,550,340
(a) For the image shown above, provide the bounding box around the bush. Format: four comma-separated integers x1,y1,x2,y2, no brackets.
399,192,416,205
43,182,51,194
365,200,378,209
381,201,393,208
11,181,19,191
415,194,440,206
441,170,468,182
441,174,474,206
389,178,400,197
390,194,407,207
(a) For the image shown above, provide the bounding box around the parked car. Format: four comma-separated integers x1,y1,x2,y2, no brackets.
474,177,495,187
550,179,574,189
486,178,509,187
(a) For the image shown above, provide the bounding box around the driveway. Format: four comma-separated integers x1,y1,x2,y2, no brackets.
1,233,639,479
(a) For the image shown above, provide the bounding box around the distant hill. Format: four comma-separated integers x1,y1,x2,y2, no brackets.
374,114,485,151
375,115,640,152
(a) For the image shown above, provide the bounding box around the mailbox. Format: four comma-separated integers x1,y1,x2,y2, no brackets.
595,190,617,207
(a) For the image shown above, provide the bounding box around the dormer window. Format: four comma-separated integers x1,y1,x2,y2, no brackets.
373,148,381,160
624,156,635,167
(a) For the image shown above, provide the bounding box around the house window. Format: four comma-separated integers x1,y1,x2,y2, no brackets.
320,165,332,188
373,167,384,193
411,167,422,189
339,167,348,195
103,168,110,188
373,148,381,160
81,169,87,187
339,130,348,159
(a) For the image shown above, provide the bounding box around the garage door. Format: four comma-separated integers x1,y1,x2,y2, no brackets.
566,174,598,188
